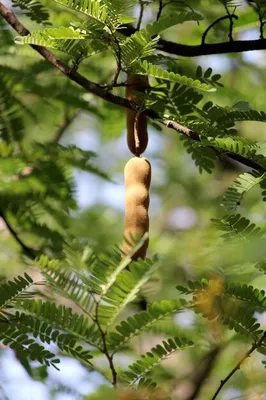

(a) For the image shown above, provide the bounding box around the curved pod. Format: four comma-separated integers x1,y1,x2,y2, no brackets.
126,74,148,156
122,157,151,260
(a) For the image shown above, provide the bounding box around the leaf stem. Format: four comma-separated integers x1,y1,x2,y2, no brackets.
156,0,164,21
212,331,266,400
201,15,238,45
94,300,117,386
0,210,36,259
186,346,221,400
137,0,145,30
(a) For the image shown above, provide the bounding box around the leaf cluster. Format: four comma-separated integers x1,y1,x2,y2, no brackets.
0,241,192,389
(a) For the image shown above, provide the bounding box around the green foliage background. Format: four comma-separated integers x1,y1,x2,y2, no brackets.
2,0,266,399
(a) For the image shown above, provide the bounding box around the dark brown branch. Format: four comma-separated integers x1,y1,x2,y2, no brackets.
162,120,266,172
120,24,266,57
157,37,266,57
212,331,266,400
1,2,266,174
186,346,221,400
136,0,145,30
0,2,129,109
224,4,236,42
258,8,265,39
157,0,164,21
0,210,36,259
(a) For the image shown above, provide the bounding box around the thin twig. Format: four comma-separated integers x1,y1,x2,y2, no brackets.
212,331,266,400
54,108,81,143
0,210,36,259
249,1,266,39
224,5,235,42
157,0,164,21
136,0,145,30
186,346,221,400
201,15,238,45
110,31,122,87
157,1,199,24
259,9,265,39
94,301,117,386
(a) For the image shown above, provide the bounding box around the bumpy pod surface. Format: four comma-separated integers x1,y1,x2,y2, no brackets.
126,74,148,156
122,157,151,260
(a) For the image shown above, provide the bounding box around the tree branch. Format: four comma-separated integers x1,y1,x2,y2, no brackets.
162,120,265,172
120,24,266,57
5,0,263,58
54,108,81,143
212,331,266,400
157,0,164,21
1,2,265,174
186,346,221,400
0,2,130,109
136,0,145,30
0,210,36,259
156,37,266,57
201,15,238,45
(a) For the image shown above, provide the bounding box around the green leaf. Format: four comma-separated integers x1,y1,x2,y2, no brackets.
122,336,193,384
0,273,34,311
121,31,159,67
11,0,50,24
133,60,215,92
10,312,93,364
16,299,101,348
37,254,97,317
98,256,160,326
181,137,217,174
0,324,60,369
145,12,203,36
118,16,136,24
177,279,263,339
211,214,263,242
88,235,148,297
51,0,108,25
107,299,186,352
15,28,105,59
221,171,266,212
201,137,257,157
15,27,87,43
0,77,25,142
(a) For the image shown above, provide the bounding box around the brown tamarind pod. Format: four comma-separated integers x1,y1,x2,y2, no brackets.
122,157,151,260
126,74,148,156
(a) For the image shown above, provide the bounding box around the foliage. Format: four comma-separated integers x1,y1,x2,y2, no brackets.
11,0,50,24
122,336,194,384
0,245,189,394
2,0,266,399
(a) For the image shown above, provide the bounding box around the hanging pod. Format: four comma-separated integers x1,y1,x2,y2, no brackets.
122,156,151,260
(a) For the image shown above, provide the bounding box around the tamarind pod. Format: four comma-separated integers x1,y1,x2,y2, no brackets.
126,74,148,156
122,157,151,260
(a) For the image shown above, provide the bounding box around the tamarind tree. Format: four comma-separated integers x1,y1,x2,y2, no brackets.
2,0,266,399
